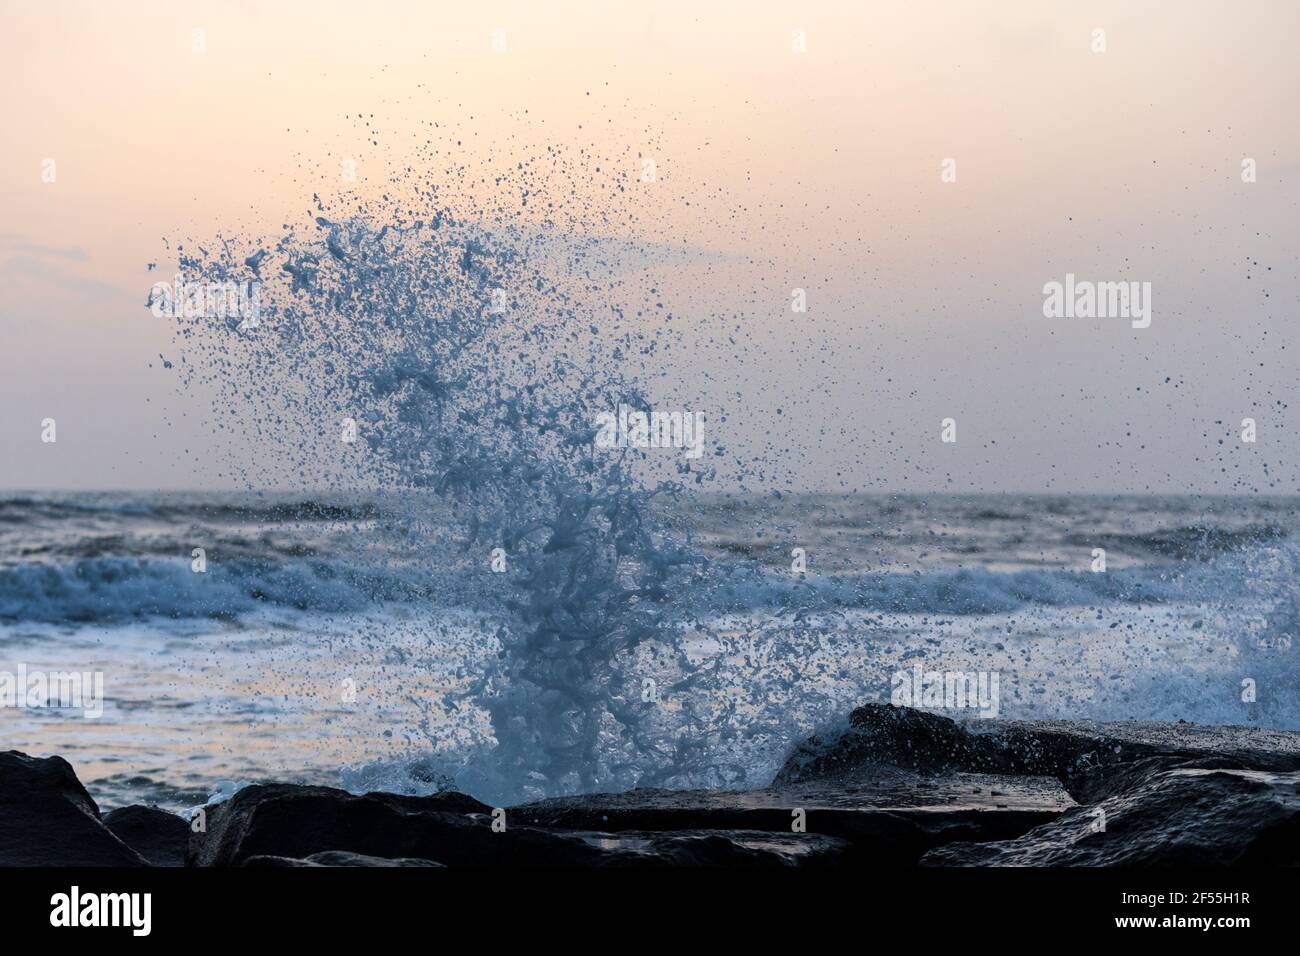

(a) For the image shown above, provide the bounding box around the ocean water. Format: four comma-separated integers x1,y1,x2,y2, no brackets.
1,490,1296,810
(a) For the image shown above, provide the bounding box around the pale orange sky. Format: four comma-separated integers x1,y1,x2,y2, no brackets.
2,0,1297,492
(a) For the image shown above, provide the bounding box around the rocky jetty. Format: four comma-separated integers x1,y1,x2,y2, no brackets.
4,705,1297,867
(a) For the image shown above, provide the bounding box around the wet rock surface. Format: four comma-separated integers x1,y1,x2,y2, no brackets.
243,851,446,867
568,829,849,866
974,719,1300,802
7,705,1299,866
777,705,1300,802
511,772,1071,865
779,704,1300,866
923,767,1300,866
775,704,1015,783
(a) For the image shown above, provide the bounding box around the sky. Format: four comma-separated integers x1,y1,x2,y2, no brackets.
1,0,1297,493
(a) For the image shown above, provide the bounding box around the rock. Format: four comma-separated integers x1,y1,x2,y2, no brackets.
982,719,1300,770
567,830,849,866
242,835,840,867
103,805,190,866
922,767,1300,866
974,719,1300,802
189,783,858,867
512,772,1073,865
14,705,1299,869
243,851,445,867
774,705,1012,784
776,704,1300,803
772,704,1300,866
0,751,148,866
188,784,669,867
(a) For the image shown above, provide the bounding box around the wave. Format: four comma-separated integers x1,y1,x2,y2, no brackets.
0,556,494,624
0,546,1243,625
701,563,1192,618
0,496,382,525
1067,525,1286,561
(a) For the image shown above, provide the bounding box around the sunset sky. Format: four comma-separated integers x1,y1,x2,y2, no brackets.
2,0,1297,492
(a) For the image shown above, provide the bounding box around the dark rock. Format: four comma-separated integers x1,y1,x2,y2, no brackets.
0,751,148,866
769,702,1300,868
777,704,1300,803
567,830,849,866
18,705,1300,869
922,767,1300,866
975,719,1300,802
772,705,1300,866
244,851,445,867
189,784,666,867
103,805,190,867
242,835,841,867
189,783,857,867
774,705,1012,784
512,772,1073,865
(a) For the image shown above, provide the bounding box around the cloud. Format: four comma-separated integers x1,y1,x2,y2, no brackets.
0,235,130,317
0,234,90,263
0,253,123,300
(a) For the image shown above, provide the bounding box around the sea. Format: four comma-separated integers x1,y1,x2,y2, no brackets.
1,490,1296,810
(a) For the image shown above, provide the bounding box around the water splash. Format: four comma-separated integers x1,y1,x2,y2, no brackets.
165,158,749,803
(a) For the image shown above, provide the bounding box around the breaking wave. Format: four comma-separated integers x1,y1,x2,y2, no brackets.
0,552,1221,624
0,556,489,623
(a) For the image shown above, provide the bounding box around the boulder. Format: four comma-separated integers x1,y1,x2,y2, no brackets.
103,805,190,867
187,784,663,867
773,705,1300,866
975,719,1300,802
922,767,1300,866
776,704,1300,803
0,751,148,866
774,705,1012,784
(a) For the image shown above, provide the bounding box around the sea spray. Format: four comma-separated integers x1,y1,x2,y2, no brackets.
164,187,749,802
